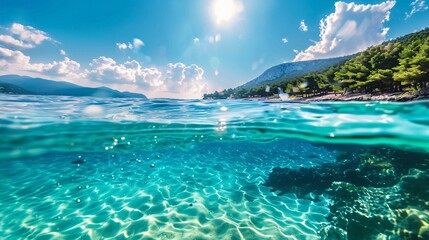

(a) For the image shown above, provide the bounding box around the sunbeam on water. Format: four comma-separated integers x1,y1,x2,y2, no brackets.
0,95,429,239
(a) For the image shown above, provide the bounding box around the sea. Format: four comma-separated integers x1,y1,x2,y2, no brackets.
0,95,428,240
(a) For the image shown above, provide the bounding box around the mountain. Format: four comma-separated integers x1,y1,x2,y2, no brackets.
0,83,33,94
239,55,353,89
204,28,429,100
0,75,147,98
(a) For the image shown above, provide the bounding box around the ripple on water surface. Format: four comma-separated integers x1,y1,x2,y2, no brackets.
1,96,429,239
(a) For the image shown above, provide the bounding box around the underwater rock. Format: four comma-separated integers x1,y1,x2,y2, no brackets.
265,147,429,197
394,209,429,240
264,163,340,197
264,146,429,239
324,182,396,240
323,169,429,240
318,225,347,240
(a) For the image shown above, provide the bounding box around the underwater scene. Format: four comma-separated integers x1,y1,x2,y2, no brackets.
1,95,429,240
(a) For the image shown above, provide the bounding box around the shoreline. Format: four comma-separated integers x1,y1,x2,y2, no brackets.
246,89,429,103
302,90,429,102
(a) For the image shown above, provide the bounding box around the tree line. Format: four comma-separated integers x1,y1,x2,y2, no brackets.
203,28,429,99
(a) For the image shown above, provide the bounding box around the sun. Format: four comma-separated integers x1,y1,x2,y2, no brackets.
212,0,243,25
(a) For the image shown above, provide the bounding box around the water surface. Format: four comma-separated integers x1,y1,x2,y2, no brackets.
1,95,428,239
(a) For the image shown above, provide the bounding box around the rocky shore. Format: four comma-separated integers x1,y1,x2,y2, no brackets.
301,88,429,102
256,88,429,102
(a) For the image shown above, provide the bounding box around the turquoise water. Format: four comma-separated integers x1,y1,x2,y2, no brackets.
0,95,428,239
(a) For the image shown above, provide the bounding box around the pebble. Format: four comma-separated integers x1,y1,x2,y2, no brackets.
150,164,155,168
76,198,81,203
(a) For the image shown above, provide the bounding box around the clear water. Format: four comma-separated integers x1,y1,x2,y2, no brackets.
1,95,428,239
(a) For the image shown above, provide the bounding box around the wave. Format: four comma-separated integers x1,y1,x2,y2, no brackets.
1,95,429,159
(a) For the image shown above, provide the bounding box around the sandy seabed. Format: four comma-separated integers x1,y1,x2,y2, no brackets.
0,140,334,240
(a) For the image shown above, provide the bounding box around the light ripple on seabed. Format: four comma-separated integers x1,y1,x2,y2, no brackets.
1,96,429,239
0,140,333,240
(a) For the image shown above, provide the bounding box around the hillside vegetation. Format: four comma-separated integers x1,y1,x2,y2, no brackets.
204,28,429,99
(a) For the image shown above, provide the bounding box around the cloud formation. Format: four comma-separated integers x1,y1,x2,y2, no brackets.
294,1,395,62
405,0,428,19
0,23,52,49
282,38,288,43
0,35,34,49
0,46,82,79
9,23,51,45
116,38,144,50
0,23,208,98
164,63,207,95
299,20,308,32
86,56,163,89
39,57,81,78
85,58,208,98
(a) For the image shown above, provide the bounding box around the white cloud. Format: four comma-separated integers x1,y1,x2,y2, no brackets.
293,49,300,54
405,0,428,19
0,23,52,49
0,35,34,49
0,46,82,80
38,57,81,78
193,37,200,43
0,46,31,68
0,21,207,98
294,1,395,62
86,56,163,89
86,58,207,98
133,38,144,49
116,43,129,50
164,63,207,96
116,38,144,50
282,38,288,43
299,20,308,32
9,23,51,45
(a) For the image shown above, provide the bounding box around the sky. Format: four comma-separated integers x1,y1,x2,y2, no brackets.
0,0,428,98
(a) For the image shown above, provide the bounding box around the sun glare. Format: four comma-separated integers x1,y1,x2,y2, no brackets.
212,0,243,25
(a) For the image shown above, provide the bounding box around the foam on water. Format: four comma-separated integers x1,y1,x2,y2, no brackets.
1,95,429,239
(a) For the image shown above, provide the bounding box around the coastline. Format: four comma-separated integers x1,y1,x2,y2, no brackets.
302,90,429,102
252,88,429,103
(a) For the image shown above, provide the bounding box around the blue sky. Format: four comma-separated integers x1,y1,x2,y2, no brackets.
0,0,428,98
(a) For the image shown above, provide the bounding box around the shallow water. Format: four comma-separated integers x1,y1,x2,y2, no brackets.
1,95,428,239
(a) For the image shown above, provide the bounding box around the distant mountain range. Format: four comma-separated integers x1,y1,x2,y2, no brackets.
0,75,147,98
239,55,353,89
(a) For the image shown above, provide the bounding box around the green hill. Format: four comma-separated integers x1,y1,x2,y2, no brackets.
0,83,33,94
204,28,429,100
